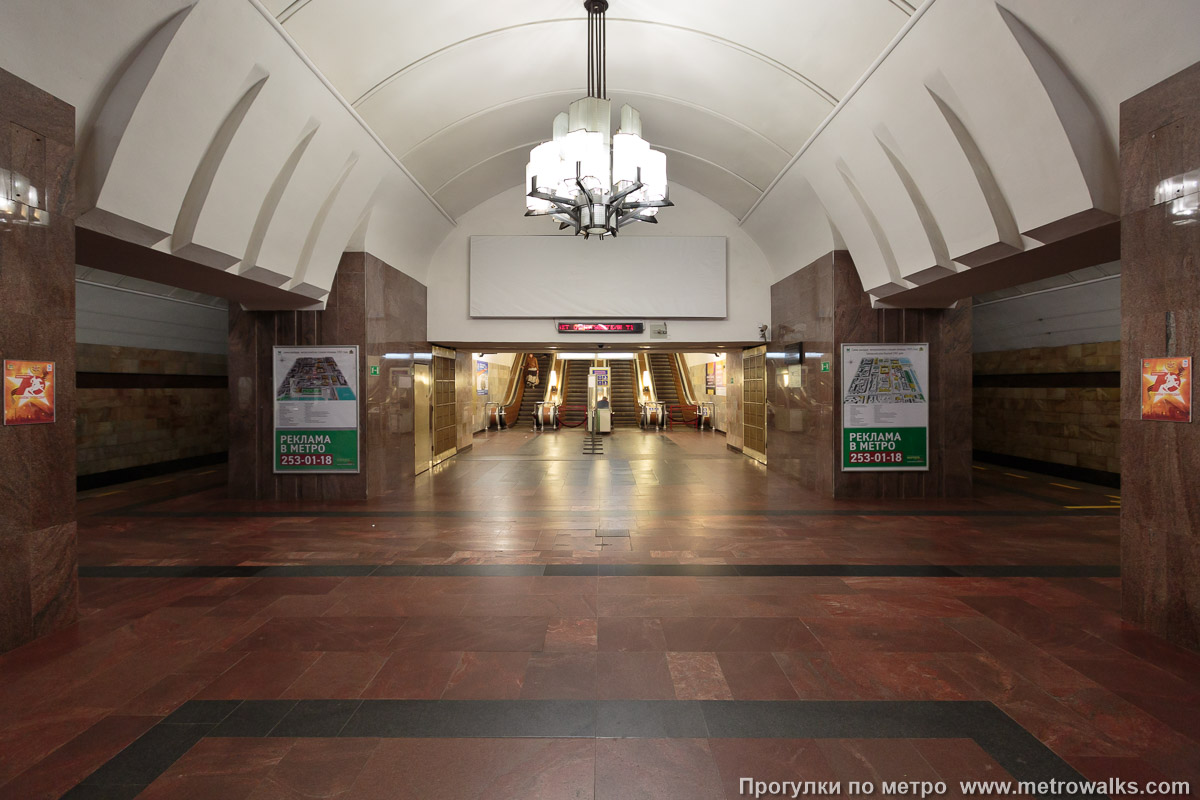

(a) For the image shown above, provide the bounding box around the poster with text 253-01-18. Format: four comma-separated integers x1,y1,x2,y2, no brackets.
841,344,929,472
273,346,359,473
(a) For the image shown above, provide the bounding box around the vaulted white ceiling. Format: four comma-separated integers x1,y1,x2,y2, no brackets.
265,0,914,218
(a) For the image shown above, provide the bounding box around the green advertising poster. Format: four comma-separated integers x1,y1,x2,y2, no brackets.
273,346,360,473
841,344,929,471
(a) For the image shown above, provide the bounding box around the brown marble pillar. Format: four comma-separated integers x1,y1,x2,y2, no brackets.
1119,61,1200,650
0,68,78,652
768,251,972,498
229,252,428,500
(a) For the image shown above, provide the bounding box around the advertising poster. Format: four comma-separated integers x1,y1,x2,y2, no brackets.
3,360,55,425
273,346,359,473
841,344,929,471
705,362,715,395
715,359,726,396
476,360,489,395
1141,356,1192,422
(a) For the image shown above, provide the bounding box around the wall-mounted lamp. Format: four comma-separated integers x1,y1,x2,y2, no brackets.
0,167,49,231
782,372,789,388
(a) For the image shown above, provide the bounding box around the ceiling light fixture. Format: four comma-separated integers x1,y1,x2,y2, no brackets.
524,0,672,239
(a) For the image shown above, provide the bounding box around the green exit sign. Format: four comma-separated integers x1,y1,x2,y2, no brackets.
369,365,380,376
820,361,831,373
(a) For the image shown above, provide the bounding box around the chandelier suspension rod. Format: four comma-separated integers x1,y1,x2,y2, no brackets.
586,0,608,99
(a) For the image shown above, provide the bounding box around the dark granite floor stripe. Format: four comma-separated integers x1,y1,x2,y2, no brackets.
64,700,1094,800
79,564,1121,579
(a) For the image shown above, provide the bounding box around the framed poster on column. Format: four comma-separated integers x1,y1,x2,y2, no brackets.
841,344,929,471
273,346,359,473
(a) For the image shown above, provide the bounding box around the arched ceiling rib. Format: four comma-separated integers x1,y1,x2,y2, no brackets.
265,0,911,218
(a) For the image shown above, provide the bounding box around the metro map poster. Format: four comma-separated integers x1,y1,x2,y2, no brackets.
273,346,360,473
841,344,929,471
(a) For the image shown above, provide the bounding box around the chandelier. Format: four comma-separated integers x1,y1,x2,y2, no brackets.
525,0,672,239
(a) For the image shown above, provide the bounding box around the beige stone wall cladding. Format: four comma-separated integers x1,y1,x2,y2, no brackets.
76,344,229,476
77,343,227,376
973,342,1120,475
973,342,1120,375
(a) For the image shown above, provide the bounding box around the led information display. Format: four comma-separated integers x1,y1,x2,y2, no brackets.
557,322,644,333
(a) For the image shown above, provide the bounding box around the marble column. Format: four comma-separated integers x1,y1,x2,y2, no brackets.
229,252,427,500
768,251,972,498
0,67,78,652
1119,60,1200,650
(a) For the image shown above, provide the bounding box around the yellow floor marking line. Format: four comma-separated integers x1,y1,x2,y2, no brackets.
972,466,987,471
1064,504,1121,510
1002,473,1028,479
92,490,125,497
1050,483,1080,490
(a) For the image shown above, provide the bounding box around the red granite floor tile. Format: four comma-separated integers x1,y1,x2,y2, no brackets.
544,617,598,651
260,595,340,617
715,652,800,700
0,714,158,800
817,739,943,787
709,739,840,799
668,651,733,700
596,594,693,617
348,738,595,799
1067,756,1175,787
803,617,980,653
246,738,379,800
597,617,669,651
231,617,403,652
281,651,388,699
441,651,531,699
143,737,294,800
596,652,677,699
322,593,468,617
360,651,461,699
661,617,823,652
0,707,111,786
194,651,322,699
388,616,549,652
596,738,724,800
774,653,863,700
521,652,599,699
911,739,1012,799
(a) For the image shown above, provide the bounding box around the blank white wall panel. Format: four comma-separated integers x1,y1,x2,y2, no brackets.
469,236,727,318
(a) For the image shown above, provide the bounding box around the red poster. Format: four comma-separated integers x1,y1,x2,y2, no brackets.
1141,356,1191,422
4,360,56,425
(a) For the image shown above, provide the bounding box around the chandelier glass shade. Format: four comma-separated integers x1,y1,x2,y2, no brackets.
525,0,672,238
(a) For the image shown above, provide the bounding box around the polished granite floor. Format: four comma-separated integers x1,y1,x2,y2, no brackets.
3,428,1197,799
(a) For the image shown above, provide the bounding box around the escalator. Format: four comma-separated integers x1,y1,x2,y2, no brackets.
505,353,551,425
607,359,639,427
560,359,591,427
649,352,696,424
